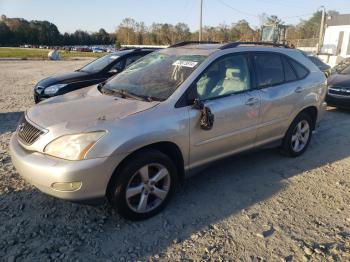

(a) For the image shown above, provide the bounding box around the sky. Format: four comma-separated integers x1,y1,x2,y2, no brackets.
1,0,350,33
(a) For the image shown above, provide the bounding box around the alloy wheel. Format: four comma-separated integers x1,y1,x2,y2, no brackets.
125,163,171,213
291,120,310,153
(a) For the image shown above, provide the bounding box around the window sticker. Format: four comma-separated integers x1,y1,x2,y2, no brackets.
110,55,119,59
172,60,198,68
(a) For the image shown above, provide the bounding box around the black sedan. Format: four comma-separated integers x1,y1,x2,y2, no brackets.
326,58,350,109
34,48,155,103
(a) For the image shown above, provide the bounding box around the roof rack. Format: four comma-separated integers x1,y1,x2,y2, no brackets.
118,47,160,51
219,41,289,50
118,47,140,51
169,41,220,48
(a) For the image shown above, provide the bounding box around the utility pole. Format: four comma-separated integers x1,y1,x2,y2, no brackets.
317,6,326,54
199,0,203,41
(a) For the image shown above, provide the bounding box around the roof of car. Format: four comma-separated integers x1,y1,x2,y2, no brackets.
177,43,224,50
164,42,294,57
169,41,289,50
110,48,156,56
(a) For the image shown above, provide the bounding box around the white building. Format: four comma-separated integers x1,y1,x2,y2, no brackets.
320,14,350,66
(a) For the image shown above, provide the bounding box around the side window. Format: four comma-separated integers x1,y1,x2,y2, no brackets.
289,59,308,79
282,56,297,82
125,55,143,67
195,54,251,100
254,53,284,87
111,59,124,70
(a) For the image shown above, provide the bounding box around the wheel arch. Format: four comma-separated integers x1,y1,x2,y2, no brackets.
297,106,318,130
106,141,185,197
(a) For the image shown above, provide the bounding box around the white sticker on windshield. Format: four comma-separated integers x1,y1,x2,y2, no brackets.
172,60,198,68
110,55,119,59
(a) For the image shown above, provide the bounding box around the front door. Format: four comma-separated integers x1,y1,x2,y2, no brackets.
188,53,261,168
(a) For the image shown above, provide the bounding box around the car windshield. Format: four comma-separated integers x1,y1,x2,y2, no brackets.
334,59,350,74
79,54,120,73
103,51,207,101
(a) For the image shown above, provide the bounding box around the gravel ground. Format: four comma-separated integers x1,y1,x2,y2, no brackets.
0,60,350,262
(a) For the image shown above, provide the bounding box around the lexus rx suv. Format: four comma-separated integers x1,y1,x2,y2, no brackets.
10,42,327,220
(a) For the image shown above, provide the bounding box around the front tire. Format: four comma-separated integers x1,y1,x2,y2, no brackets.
281,113,313,157
107,149,178,220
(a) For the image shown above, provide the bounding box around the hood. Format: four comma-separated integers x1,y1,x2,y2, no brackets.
27,86,159,130
36,71,91,87
328,74,350,89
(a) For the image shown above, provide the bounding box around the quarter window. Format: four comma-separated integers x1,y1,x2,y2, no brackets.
289,59,308,79
195,54,251,100
111,59,124,70
254,53,284,87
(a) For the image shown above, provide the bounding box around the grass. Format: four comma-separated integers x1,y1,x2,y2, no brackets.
0,47,105,59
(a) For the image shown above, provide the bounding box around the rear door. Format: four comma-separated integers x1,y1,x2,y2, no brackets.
253,52,309,145
188,53,261,168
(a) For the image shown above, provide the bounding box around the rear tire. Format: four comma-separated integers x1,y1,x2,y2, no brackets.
107,149,178,220
281,113,313,157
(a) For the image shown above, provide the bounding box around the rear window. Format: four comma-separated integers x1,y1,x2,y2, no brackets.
254,53,284,87
289,59,309,79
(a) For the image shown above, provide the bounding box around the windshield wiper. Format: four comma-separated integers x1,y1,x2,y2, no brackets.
101,88,153,102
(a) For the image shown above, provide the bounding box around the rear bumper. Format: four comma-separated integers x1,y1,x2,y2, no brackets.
326,95,350,109
9,133,122,204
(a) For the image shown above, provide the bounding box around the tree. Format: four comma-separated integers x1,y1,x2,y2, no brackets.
117,18,137,45
232,20,255,41
0,15,113,46
0,21,12,45
174,23,191,43
296,10,339,39
2,11,343,47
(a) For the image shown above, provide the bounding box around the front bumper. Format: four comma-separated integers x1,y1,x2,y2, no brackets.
326,94,350,109
10,133,121,204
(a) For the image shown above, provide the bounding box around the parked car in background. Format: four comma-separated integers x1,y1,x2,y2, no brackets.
92,47,106,53
326,58,350,109
33,48,156,103
11,42,327,220
107,48,117,53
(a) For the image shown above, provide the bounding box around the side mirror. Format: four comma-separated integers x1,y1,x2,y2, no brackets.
186,86,214,130
193,98,204,110
193,98,214,131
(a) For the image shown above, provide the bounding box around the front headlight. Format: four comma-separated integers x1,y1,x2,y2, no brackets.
44,84,67,95
44,131,106,160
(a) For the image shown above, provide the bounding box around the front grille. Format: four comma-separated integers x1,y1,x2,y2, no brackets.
17,115,45,145
329,87,350,97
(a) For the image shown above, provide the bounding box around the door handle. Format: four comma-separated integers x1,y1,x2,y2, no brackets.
245,97,259,106
295,86,303,93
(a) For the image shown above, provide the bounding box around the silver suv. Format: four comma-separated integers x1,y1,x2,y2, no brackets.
10,42,327,220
